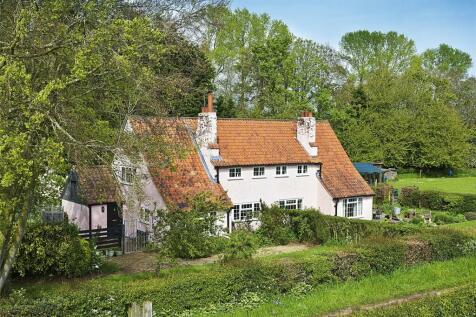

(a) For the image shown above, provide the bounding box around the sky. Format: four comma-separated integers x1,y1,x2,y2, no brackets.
231,0,476,76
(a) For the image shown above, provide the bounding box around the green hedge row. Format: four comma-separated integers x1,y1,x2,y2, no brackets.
3,228,475,317
354,283,476,316
399,186,476,213
258,206,421,245
13,222,101,278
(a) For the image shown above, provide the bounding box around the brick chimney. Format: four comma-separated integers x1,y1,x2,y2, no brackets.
196,92,220,179
297,111,317,156
197,91,217,145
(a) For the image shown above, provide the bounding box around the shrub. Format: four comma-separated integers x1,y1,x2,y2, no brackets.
257,204,295,245
399,186,420,207
433,212,466,225
398,187,476,213
3,228,474,316
414,228,472,261
464,211,476,221
13,222,98,278
153,193,230,259
222,230,258,262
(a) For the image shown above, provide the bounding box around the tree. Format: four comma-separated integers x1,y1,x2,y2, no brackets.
422,44,472,82
340,30,416,84
0,0,170,294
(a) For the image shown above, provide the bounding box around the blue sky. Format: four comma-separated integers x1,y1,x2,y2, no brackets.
231,0,476,76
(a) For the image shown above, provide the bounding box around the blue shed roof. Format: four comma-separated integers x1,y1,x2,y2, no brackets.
353,162,383,174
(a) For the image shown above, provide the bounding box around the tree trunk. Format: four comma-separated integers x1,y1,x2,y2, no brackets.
0,205,28,296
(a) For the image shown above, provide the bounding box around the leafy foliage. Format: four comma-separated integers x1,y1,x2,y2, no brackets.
222,229,258,262
153,192,229,259
2,227,474,316
13,222,99,278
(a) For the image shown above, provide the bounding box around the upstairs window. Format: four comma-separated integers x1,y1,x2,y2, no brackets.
297,165,308,175
276,165,287,175
229,167,242,178
121,167,135,184
278,199,303,210
253,166,265,177
344,197,363,218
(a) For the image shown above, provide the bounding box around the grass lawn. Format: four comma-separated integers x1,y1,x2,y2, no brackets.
444,220,476,237
214,256,476,317
389,173,476,195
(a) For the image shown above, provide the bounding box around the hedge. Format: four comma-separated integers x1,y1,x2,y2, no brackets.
399,186,476,213
290,209,420,243
13,222,100,278
354,283,476,316
2,228,475,317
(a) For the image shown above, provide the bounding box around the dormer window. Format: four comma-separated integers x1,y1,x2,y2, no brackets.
276,165,287,175
253,166,265,177
229,167,241,178
120,166,135,184
297,165,308,175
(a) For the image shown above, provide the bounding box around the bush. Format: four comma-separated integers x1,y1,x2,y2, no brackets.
153,193,230,259
257,204,295,245
399,186,420,207
222,230,258,262
3,228,474,316
13,222,98,278
355,284,476,316
399,186,476,213
433,212,466,225
464,212,476,221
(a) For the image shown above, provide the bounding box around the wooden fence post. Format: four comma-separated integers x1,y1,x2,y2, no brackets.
128,301,152,317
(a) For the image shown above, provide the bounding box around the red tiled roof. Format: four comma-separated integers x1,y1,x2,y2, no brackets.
129,116,372,203
316,121,374,198
129,117,230,208
214,119,320,167
76,165,123,205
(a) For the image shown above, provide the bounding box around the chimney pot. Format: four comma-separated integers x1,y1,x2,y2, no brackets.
301,111,313,117
207,91,214,112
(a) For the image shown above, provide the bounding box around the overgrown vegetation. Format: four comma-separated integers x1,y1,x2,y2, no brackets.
399,186,476,213
13,222,101,278
153,193,230,259
1,224,474,316
257,206,421,245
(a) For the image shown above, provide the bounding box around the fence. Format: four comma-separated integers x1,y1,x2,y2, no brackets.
123,220,150,254
79,225,122,249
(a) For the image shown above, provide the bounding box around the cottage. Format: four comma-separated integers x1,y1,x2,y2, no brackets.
63,93,374,234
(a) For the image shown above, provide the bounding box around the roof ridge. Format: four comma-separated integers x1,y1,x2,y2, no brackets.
128,115,329,123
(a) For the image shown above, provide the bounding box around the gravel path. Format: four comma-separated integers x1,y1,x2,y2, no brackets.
109,243,311,273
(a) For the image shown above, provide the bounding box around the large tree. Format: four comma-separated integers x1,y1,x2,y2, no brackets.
0,0,195,294
340,30,416,84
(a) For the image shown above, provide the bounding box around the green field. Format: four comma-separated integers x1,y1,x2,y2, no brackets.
216,257,476,317
389,174,476,195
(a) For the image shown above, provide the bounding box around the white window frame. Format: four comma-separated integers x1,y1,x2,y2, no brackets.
232,202,261,221
253,166,265,177
297,165,308,175
278,198,303,210
275,165,287,176
344,197,363,218
121,166,135,184
229,167,242,179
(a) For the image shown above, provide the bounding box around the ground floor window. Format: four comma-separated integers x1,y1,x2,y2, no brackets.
278,198,303,210
344,197,363,217
232,202,261,221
